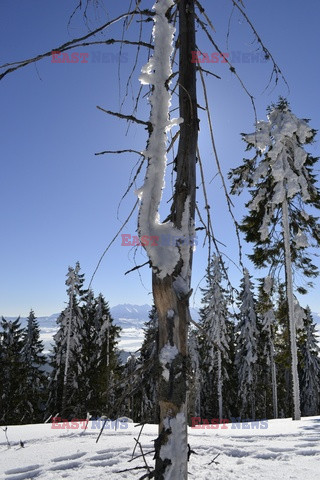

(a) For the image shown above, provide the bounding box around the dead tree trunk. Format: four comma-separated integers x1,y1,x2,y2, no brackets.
152,1,198,478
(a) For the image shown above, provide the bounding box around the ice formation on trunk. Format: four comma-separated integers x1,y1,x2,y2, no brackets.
136,0,190,279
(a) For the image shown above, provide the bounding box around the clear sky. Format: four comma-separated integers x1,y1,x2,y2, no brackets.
1,0,320,316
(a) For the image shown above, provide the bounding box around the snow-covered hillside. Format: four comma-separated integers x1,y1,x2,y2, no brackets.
1,417,320,479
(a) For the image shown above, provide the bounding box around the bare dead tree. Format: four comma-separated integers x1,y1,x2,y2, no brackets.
0,1,287,478
137,1,198,477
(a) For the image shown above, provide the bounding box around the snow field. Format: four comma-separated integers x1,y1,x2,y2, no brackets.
1,417,320,479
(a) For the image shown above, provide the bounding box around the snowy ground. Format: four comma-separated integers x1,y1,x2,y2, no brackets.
1,417,320,479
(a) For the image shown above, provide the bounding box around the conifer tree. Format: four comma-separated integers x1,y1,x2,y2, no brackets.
299,307,320,416
199,255,231,419
68,291,121,417
70,289,98,416
61,262,85,414
138,305,159,423
235,269,259,419
94,293,121,415
119,305,158,423
21,310,47,422
229,98,320,420
0,317,26,424
121,353,140,420
48,262,85,417
256,278,278,419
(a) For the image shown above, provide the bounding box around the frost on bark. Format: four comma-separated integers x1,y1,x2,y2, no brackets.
137,0,198,477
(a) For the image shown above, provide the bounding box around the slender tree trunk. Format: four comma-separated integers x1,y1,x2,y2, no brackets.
282,198,301,420
270,341,278,419
217,350,223,420
153,1,198,478
62,293,73,415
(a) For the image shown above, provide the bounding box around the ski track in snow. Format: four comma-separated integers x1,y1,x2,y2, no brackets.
1,418,320,479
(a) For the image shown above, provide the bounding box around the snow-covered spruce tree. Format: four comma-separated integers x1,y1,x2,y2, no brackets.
199,254,231,420
116,305,158,423
256,278,278,419
299,307,320,416
138,304,159,423
136,1,198,476
0,317,26,424
235,269,259,419
71,291,121,417
69,289,98,417
61,262,85,415
229,98,320,420
118,305,158,423
48,262,85,417
21,310,47,423
121,352,141,420
93,293,121,416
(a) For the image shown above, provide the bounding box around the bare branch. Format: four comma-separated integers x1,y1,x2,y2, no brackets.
197,66,244,269
88,199,139,288
125,261,150,275
131,423,145,459
194,0,216,32
96,106,151,128
71,38,153,49
0,9,154,81
194,20,257,118
196,66,221,80
229,0,289,91
208,453,221,465
115,466,149,474
95,149,144,156
120,11,150,113
167,130,180,154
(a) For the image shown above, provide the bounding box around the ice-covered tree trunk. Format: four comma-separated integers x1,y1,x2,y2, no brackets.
282,199,301,420
137,1,198,477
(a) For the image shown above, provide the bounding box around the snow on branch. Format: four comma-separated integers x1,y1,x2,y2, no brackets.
137,0,190,280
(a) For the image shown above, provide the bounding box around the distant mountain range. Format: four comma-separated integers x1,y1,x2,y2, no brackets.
0,304,198,354
1,305,319,356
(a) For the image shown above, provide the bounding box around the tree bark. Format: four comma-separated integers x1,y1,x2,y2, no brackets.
270,340,278,419
282,198,301,420
153,1,198,478
62,293,73,416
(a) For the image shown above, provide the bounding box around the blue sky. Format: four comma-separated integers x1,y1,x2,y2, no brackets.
1,0,320,316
